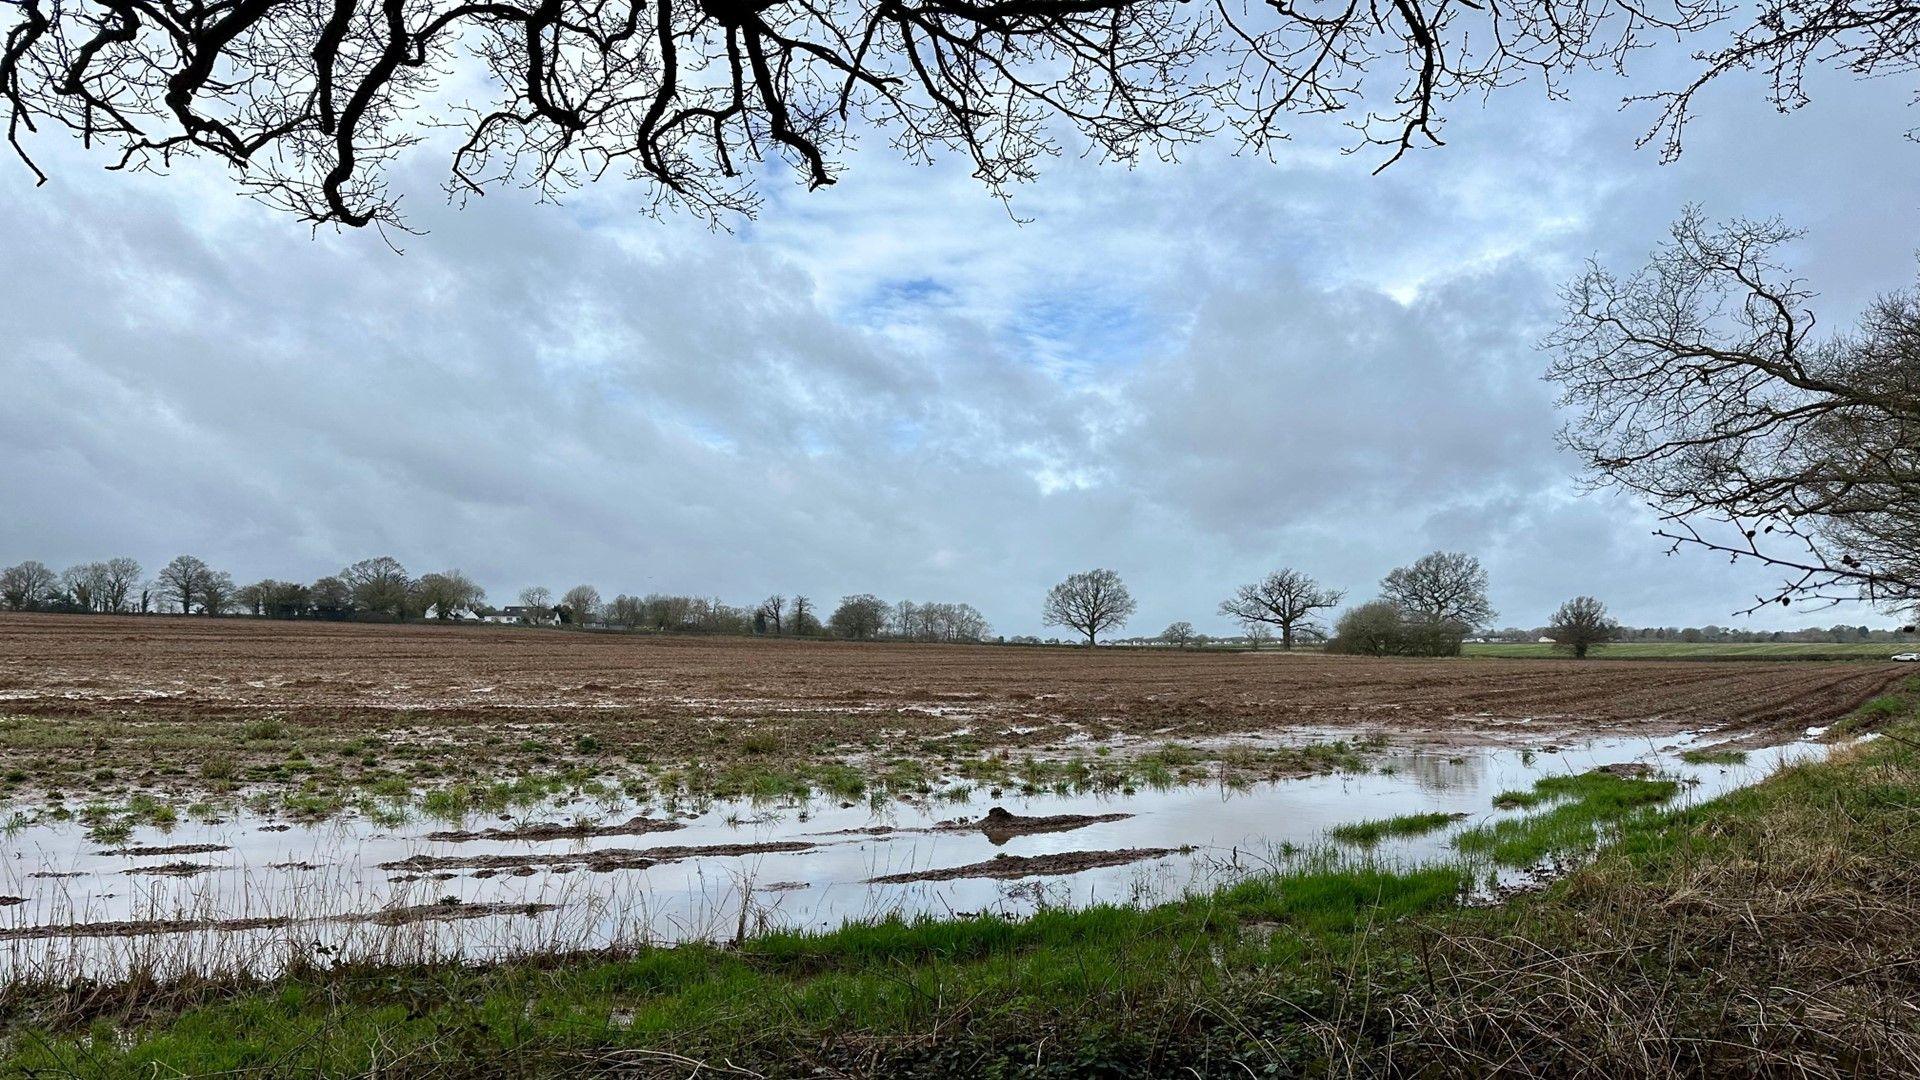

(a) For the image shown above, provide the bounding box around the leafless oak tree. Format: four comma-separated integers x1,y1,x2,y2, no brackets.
1548,211,1920,614
560,583,603,624
0,559,56,610
155,554,212,614
342,556,412,617
3,0,1807,230
1547,595,1617,658
828,593,887,639
1218,567,1342,650
1376,550,1493,655
1160,619,1195,648
1042,567,1135,646
98,557,141,612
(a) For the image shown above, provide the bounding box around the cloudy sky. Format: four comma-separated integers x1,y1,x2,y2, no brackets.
3,44,1916,637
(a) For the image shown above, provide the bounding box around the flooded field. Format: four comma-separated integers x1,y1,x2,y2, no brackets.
0,727,1836,983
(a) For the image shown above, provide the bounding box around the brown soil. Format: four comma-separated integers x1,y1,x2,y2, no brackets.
99,843,229,857
868,847,1183,883
0,901,559,942
944,806,1132,843
421,815,686,843
380,840,817,874
360,900,556,926
0,614,1902,802
0,614,1896,738
120,862,214,876
826,807,1131,843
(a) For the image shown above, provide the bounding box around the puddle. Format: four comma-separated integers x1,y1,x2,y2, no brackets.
0,731,1834,982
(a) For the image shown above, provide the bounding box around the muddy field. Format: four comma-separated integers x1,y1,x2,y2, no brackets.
0,614,1903,803
0,613,1904,979
0,613,1900,733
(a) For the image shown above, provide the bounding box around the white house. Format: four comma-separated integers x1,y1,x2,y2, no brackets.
482,605,557,626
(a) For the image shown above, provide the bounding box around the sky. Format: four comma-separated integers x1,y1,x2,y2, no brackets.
2,40,1917,638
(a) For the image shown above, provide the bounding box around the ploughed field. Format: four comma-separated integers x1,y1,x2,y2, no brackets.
0,612,1908,985
1,613,1903,728
0,613,1903,800
0,611,1904,825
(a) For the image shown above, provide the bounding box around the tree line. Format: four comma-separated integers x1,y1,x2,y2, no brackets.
0,554,995,644
1044,555,1631,659
9,550,1905,657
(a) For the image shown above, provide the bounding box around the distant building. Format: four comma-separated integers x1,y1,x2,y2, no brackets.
482,606,556,626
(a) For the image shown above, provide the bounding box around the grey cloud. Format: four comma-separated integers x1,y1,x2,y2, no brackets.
2,54,1914,636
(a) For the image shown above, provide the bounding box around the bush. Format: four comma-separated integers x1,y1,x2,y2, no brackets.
1329,603,1468,657
1329,601,1406,655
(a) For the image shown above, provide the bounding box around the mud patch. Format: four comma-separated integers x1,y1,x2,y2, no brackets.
362,899,557,926
824,806,1131,844
0,901,559,941
380,840,817,875
868,847,1180,884
121,862,215,877
421,815,686,843
941,806,1132,844
99,843,229,857
0,896,24,907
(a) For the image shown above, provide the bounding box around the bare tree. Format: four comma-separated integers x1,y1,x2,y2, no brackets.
11,0,1825,231
1160,620,1195,649
156,555,211,615
790,595,817,636
1218,568,1344,650
341,556,412,618
828,594,888,640
517,586,555,620
758,595,785,635
1379,551,1494,655
199,570,237,615
1241,622,1274,651
560,584,603,625
99,557,141,613
1549,211,1920,615
0,560,57,611
417,570,487,619
59,563,101,611
1042,568,1137,647
608,593,645,629
1548,596,1618,659
243,579,313,618
310,575,353,618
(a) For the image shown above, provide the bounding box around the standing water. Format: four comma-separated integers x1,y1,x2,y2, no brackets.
0,730,1837,982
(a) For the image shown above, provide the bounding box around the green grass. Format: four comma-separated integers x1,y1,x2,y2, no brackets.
1456,771,1682,866
1464,641,1911,661
1678,747,1748,766
1326,810,1463,846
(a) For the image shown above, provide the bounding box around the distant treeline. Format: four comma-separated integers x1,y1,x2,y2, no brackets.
0,555,992,643
1477,624,1916,644
4,552,1908,654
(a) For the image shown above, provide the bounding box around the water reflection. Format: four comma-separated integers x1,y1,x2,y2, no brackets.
0,730,1835,982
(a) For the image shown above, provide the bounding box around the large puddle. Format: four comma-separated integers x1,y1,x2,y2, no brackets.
0,730,1835,982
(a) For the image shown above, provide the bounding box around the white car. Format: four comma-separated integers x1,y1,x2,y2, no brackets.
1894,652,1920,662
